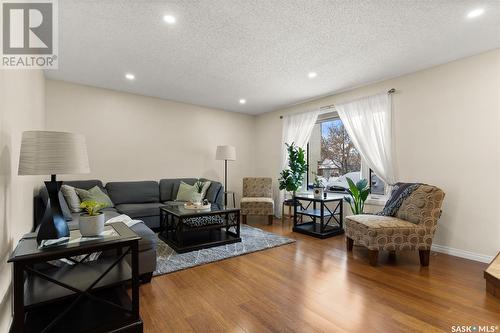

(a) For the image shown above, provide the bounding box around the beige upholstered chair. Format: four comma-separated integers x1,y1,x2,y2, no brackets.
345,184,445,267
240,177,274,225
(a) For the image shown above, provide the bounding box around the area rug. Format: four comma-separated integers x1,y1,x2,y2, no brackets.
153,225,295,276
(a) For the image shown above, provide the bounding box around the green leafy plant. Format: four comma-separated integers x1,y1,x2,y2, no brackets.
194,179,205,194
80,200,106,216
278,143,308,198
344,177,370,215
312,172,323,188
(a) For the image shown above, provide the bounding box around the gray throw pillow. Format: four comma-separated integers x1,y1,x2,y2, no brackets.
61,184,82,213
75,186,114,208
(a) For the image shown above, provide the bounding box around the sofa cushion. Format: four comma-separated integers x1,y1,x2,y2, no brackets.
75,186,114,208
115,203,162,219
106,181,159,205
129,222,157,252
63,180,107,193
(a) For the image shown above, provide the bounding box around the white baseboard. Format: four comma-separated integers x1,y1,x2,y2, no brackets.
431,244,494,264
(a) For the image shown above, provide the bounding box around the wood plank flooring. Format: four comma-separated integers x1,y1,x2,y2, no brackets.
139,219,500,332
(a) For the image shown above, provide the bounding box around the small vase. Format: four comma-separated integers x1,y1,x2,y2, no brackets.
79,213,105,237
313,187,324,199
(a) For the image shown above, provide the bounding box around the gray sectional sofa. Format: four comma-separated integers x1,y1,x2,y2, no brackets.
36,178,223,282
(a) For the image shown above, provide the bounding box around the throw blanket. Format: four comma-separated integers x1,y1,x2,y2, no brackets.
105,214,143,228
377,182,420,216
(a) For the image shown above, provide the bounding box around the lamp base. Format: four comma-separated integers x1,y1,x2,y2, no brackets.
37,178,70,243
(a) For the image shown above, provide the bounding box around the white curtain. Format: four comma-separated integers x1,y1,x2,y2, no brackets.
277,110,320,216
336,92,397,185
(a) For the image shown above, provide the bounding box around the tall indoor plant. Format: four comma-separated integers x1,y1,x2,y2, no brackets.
278,143,308,201
344,177,370,215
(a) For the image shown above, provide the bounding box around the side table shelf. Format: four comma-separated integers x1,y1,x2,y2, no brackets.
293,194,345,239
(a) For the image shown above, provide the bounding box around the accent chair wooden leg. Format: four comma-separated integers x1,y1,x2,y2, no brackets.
346,237,354,252
389,250,396,260
242,215,247,224
419,250,430,266
368,250,379,266
268,215,273,225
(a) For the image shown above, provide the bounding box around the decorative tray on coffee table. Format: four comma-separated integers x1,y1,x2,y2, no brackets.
183,202,211,210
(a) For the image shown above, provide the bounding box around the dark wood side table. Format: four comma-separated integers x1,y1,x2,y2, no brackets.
293,193,344,238
8,222,143,333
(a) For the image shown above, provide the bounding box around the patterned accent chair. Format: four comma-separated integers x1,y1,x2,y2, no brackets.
240,177,274,225
345,184,445,267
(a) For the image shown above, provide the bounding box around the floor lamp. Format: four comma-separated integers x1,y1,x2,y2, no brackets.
216,145,236,207
18,131,90,243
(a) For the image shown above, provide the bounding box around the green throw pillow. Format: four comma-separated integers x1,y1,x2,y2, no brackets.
176,181,211,202
75,186,114,209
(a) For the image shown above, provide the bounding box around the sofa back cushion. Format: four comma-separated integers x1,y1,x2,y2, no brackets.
396,184,445,229
106,181,159,205
160,178,223,204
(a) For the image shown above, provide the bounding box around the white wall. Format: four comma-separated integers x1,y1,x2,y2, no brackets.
255,49,500,260
45,80,256,203
0,70,46,333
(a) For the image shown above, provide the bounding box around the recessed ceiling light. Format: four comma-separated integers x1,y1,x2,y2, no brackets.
467,8,484,19
308,72,317,78
163,14,176,24
239,99,246,104
125,73,135,80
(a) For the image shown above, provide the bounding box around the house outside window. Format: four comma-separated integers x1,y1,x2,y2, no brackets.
307,113,387,195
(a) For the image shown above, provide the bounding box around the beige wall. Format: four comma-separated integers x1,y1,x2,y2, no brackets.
256,49,500,259
0,70,46,333
45,80,256,204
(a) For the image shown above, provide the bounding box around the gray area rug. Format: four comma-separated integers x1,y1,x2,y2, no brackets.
153,225,295,276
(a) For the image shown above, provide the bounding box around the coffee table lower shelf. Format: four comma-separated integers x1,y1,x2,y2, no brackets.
159,229,241,253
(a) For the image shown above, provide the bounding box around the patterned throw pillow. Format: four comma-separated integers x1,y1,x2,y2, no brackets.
75,186,114,208
61,184,82,213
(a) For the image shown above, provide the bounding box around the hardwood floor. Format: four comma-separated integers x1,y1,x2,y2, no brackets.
139,219,500,332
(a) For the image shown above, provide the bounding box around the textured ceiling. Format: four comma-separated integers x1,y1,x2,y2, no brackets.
45,1,500,115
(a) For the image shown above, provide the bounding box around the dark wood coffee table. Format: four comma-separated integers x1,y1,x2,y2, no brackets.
159,204,241,253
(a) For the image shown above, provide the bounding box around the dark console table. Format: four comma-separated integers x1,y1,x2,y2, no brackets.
293,193,344,238
159,204,240,253
8,222,142,333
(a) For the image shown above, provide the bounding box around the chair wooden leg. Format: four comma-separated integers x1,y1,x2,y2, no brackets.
242,215,247,224
268,215,273,225
346,237,354,252
368,250,379,266
419,250,430,266
389,250,396,260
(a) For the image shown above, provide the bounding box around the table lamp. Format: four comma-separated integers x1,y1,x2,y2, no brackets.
18,131,90,243
215,145,236,205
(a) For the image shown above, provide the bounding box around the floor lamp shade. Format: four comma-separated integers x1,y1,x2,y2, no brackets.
18,131,90,243
215,145,236,161
216,145,236,206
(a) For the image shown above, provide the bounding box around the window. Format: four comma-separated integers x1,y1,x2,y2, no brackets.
369,169,386,196
307,115,361,192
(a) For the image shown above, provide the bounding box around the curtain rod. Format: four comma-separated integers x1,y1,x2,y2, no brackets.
279,88,396,119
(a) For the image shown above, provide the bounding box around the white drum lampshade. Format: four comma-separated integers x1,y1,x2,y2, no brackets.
18,131,90,176
18,130,90,243
215,145,236,161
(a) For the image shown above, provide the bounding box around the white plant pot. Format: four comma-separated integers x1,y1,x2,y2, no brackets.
79,213,105,237
313,187,324,199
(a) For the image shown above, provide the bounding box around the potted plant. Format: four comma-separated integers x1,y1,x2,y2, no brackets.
344,177,370,215
312,172,324,199
278,142,308,203
193,179,205,204
79,200,106,236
